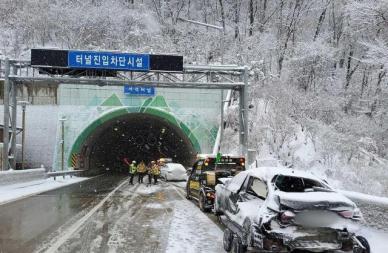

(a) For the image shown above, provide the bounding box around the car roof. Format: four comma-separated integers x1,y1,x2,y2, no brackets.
243,167,324,183
196,153,244,159
165,163,185,167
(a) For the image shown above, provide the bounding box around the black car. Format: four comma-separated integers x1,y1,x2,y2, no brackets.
186,154,245,212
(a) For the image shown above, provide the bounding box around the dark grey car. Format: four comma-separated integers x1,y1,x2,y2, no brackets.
214,167,370,253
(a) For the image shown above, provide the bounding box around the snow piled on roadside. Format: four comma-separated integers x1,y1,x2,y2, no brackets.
166,199,224,253
359,228,388,253
0,176,89,205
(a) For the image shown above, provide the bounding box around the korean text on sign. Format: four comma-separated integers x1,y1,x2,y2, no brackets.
68,51,150,71
124,85,155,96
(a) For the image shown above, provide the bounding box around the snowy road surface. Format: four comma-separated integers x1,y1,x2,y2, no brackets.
0,174,386,252
0,174,223,253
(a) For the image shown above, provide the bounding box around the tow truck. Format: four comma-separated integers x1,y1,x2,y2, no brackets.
186,153,245,212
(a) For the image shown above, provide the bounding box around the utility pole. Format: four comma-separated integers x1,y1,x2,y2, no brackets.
177,17,228,154
177,17,225,64
243,66,249,159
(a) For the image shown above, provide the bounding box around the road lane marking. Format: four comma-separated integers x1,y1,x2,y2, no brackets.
171,184,186,200
44,180,134,253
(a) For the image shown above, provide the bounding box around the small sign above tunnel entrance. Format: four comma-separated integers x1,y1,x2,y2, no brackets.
124,85,155,96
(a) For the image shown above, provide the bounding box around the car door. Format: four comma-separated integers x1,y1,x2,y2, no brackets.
235,176,268,216
241,176,268,201
224,172,248,214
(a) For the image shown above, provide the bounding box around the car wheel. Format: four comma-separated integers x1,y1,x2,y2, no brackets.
354,236,370,253
214,195,223,216
186,185,191,200
199,193,210,212
231,235,246,253
223,228,233,252
199,193,207,212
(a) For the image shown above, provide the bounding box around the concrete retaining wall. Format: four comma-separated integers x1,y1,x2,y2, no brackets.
0,105,59,169
0,168,46,186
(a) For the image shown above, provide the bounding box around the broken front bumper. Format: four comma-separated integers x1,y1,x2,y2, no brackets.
256,222,354,252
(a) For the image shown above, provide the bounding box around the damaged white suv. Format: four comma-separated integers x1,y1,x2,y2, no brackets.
214,167,370,253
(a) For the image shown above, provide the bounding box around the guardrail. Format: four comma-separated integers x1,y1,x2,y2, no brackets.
340,190,388,231
340,190,388,208
47,170,84,180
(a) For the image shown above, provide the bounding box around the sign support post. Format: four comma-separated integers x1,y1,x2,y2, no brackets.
2,58,10,170
243,66,249,161
10,65,18,170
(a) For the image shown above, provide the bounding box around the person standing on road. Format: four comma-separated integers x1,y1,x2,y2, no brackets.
137,161,146,183
147,161,154,186
129,161,137,185
151,161,161,185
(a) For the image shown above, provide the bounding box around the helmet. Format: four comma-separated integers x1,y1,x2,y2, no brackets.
132,161,136,164
151,161,155,164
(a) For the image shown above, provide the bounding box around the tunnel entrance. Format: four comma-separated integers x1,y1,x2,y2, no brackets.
78,113,197,175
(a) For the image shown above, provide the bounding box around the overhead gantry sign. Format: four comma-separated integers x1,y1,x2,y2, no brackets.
1,49,249,170
31,49,183,75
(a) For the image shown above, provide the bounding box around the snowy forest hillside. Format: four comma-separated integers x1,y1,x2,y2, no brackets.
0,0,387,195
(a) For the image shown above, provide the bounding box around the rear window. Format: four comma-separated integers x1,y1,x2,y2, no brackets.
200,160,245,173
273,175,325,192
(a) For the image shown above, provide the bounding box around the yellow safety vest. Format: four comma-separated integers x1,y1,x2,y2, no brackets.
151,165,160,176
137,163,146,173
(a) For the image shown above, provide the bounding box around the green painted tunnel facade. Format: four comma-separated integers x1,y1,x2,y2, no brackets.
52,84,222,170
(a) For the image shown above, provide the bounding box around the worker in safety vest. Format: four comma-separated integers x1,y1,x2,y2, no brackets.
128,161,137,185
146,161,154,186
151,161,161,184
137,161,146,183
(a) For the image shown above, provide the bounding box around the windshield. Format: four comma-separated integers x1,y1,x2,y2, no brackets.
273,175,327,192
213,163,243,170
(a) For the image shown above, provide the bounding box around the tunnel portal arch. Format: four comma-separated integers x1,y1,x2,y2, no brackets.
69,107,201,174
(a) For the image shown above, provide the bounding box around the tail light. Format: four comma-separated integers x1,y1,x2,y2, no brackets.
206,192,215,199
338,210,353,219
280,210,295,224
338,208,363,220
240,158,245,166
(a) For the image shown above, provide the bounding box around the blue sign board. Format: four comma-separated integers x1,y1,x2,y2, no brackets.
124,85,155,96
68,50,150,71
